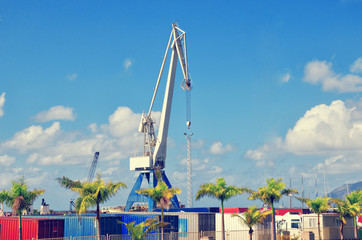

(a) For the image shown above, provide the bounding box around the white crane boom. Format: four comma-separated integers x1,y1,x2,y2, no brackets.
130,23,191,171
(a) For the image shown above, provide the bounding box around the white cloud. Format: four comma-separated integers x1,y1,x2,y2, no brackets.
172,170,186,182
0,92,5,117
33,105,76,122
0,154,16,166
350,57,362,73
66,73,77,81
208,165,223,175
303,59,362,92
1,106,162,166
1,122,61,153
281,73,291,83
284,100,360,154
123,58,134,71
209,141,235,155
245,99,362,174
103,167,118,176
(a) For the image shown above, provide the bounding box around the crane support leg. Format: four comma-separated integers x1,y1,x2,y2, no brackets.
161,171,180,209
125,170,180,211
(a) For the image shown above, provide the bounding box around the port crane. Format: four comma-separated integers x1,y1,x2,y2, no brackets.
125,23,192,211
69,152,100,212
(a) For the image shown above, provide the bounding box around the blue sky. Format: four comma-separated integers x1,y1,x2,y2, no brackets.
1,0,362,211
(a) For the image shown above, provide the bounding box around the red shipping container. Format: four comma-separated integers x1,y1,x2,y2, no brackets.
0,217,64,240
221,208,248,213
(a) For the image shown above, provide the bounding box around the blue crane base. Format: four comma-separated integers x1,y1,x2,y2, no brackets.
125,170,180,212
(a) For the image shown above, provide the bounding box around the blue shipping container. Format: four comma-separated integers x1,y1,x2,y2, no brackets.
100,216,123,235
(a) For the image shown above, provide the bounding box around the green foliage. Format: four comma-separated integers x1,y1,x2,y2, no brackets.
249,178,298,206
1,176,44,240
196,178,249,203
232,205,271,230
332,198,360,225
2,176,45,214
56,174,127,214
296,196,331,214
119,218,168,240
346,190,362,206
249,178,298,240
136,181,181,211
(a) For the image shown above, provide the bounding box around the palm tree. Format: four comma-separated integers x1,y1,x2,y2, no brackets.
345,190,362,238
0,190,8,216
195,177,250,240
119,217,168,240
2,176,45,240
56,174,127,240
136,170,181,240
296,196,330,240
249,178,298,240
332,198,360,240
232,205,272,240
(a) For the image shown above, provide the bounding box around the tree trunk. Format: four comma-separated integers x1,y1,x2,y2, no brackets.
317,213,322,240
339,222,344,240
161,207,164,240
249,227,254,240
271,204,276,240
354,217,358,239
221,200,225,240
18,211,22,240
96,203,101,240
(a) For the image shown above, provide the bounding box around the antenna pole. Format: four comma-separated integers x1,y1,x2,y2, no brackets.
185,132,193,208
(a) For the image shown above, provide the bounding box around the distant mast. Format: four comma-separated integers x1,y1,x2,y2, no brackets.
315,175,318,198
301,175,304,208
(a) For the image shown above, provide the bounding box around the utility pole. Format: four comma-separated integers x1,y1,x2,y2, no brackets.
184,132,193,208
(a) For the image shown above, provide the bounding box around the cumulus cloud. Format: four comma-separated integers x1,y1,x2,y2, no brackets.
1,106,162,166
350,57,362,73
1,122,61,153
281,73,291,83
245,99,362,174
284,100,361,154
33,106,76,122
209,141,236,155
0,92,5,117
303,58,362,92
66,73,77,81
0,154,16,166
123,58,134,71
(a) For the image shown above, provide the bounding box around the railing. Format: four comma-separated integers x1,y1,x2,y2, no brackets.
32,227,362,240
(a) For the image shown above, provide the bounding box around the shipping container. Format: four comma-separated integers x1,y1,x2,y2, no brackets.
64,216,97,237
0,217,64,240
158,207,219,213
215,213,271,240
222,208,248,213
119,213,160,234
275,208,310,216
100,216,122,235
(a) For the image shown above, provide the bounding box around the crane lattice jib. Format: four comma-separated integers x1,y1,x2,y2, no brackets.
87,152,100,182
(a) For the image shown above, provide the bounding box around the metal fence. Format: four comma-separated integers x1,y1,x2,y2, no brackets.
33,228,362,240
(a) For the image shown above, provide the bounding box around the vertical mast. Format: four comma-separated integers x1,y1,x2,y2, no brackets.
185,132,193,208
